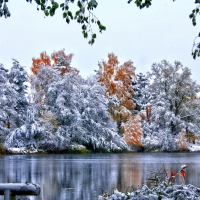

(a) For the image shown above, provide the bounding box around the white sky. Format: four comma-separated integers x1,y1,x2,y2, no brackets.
0,0,200,82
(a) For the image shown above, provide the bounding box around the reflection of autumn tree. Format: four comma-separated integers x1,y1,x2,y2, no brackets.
98,53,142,146
122,162,142,189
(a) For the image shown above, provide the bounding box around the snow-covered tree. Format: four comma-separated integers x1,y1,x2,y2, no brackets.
46,72,128,152
4,104,71,153
142,60,200,151
8,59,29,128
132,72,150,111
6,50,127,152
0,64,18,142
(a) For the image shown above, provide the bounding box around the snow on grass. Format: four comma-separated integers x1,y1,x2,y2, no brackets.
98,184,200,200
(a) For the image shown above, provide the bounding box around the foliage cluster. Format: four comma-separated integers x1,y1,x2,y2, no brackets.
1,50,200,153
1,1,200,57
98,165,192,200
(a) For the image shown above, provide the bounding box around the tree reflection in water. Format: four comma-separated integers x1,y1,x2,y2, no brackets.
0,153,199,200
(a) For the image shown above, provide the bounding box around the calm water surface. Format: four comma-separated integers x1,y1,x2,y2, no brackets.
0,153,199,200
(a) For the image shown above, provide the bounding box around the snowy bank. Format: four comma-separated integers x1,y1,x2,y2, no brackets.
98,184,200,200
187,142,200,152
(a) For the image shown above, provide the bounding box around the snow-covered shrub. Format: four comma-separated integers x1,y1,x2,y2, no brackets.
4,106,70,153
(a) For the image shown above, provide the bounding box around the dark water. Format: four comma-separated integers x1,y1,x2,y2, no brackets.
0,153,199,200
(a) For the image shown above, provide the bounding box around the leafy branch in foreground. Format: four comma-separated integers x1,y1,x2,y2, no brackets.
39,0,106,45
1,0,200,56
0,0,106,45
191,33,200,59
187,0,200,59
147,164,188,188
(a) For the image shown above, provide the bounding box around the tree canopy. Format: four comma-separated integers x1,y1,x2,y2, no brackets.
1,0,200,58
142,60,200,151
1,49,200,153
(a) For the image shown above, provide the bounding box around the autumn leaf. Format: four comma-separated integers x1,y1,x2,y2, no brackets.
180,169,187,181
103,193,108,198
168,167,178,183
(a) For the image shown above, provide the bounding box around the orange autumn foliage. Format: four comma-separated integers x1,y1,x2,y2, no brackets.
109,106,132,125
31,49,78,76
122,116,142,146
51,50,75,75
30,49,79,113
98,53,136,113
98,53,142,146
30,49,79,95
31,52,51,75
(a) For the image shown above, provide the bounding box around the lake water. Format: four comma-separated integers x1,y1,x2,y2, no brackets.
0,153,199,200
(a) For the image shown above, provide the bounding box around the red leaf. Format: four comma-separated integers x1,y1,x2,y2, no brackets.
168,167,178,183
103,193,108,198
170,167,178,177
180,170,187,181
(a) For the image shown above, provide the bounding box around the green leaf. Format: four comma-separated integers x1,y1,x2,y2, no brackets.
100,25,106,31
75,11,80,16
63,12,67,18
53,2,59,9
82,24,87,30
192,18,197,26
66,17,70,24
89,0,98,8
83,32,88,38
35,0,41,5
67,11,73,19
189,13,194,19
84,17,88,23
92,33,96,38
91,19,94,23
77,1,82,8
41,4,45,11
91,38,95,44
77,16,81,23
44,10,49,16
68,11,72,16
60,3,64,7
41,0,45,3
49,8,55,16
